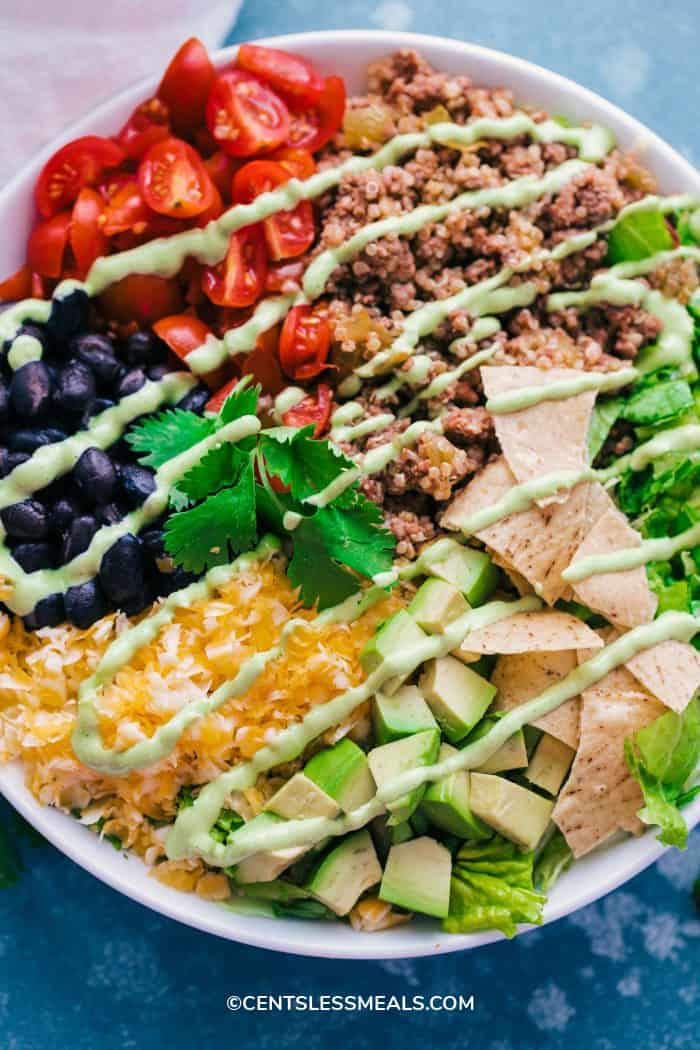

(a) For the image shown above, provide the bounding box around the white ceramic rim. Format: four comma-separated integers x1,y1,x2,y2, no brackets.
1,29,699,960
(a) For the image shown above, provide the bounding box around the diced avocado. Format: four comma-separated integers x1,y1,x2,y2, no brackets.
525,734,575,795
379,836,451,918
426,540,499,606
420,655,496,744
372,685,438,745
307,830,382,915
477,730,528,773
421,744,491,839
264,772,340,820
409,578,470,634
232,814,308,884
304,739,376,812
390,820,414,845
360,610,428,695
469,772,554,850
368,729,440,825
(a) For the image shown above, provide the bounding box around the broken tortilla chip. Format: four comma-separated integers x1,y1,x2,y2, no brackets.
569,505,657,628
456,609,604,658
481,365,596,505
625,640,700,713
491,650,581,748
552,667,665,857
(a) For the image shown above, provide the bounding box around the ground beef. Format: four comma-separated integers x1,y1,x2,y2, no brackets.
382,508,439,560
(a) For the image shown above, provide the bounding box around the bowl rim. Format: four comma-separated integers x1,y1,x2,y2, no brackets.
1,27,699,961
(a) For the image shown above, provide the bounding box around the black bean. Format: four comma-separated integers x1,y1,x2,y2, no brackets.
119,463,156,508
147,363,173,382
116,368,147,399
141,527,165,561
84,397,116,421
49,495,82,534
1,499,48,539
18,324,49,353
23,593,65,631
0,448,8,478
7,427,67,453
61,514,98,562
158,566,196,595
5,452,30,474
64,579,108,629
46,289,89,343
70,333,122,386
0,380,9,420
120,581,155,616
96,502,124,527
123,330,165,367
73,448,117,504
99,534,145,603
9,361,53,418
54,360,96,414
177,384,209,414
11,542,53,572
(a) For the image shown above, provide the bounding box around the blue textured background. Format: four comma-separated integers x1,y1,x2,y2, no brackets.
3,3,700,1047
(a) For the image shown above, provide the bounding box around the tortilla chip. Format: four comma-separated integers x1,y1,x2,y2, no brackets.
481,365,596,505
543,481,613,600
491,650,581,748
625,640,700,713
569,506,657,627
457,610,604,657
552,667,665,857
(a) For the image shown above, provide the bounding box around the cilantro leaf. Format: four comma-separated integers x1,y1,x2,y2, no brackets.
178,445,252,504
607,208,673,264
260,427,354,501
313,497,396,580
217,380,260,426
163,461,257,573
287,517,360,609
126,409,215,469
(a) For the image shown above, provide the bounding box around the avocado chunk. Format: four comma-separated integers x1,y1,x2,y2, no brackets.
421,744,491,839
373,685,438,745
379,836,452,918
525,734,575,795
409,578,470,634
304,738,376,812
265,772,340,820
368,729,440,825
307,830,382,915
469,772,554,850
419,655,496,743
477,730,528,773
232,814,308,884
425,540,499,606
360,610,428,695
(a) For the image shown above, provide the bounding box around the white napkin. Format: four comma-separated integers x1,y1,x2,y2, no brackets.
0,1,241,185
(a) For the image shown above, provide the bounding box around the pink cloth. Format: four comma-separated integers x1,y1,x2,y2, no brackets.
0,2,240,183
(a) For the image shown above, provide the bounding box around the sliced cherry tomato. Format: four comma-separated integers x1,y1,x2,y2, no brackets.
98,274,183,325
101,178,150,236
138,137,215,218
232,160,315,261
204,376,241,414
204,150,240,201
27,211,72,278
153,313,211,361
0,265,33,302
70,188,107,278
116,97,170,159
193,183,224,227
205,70,290,157
201,224,267,307
35,136,125,218
157,37,216,137
240,325,285,396
265,257,307,293
282,383,333,436
279,305,331,381
236,44,324,106
286,76,346,152
267,147,316,179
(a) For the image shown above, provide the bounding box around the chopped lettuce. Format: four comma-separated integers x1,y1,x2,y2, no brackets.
588,396,623,462
607,208,673,264
533,829,573,893
444,837,545,938
624,697,700,849
619,375,694,427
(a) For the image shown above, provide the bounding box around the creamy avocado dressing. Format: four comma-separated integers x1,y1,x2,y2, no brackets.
563,520,700,582
485,366,639,415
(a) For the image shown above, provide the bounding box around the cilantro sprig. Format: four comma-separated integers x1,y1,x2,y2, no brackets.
127,380,396,609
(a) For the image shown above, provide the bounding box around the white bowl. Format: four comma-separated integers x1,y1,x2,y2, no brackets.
1,29,699,960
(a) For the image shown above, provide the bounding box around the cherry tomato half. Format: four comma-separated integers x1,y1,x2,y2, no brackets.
138,137,216,218
286,76,346,152
201,224,267,307
101,177,150,236
267,147,316,179
239,325,285,396
232,160,315,261
282,383,333,436
35,136,125,218
204,375,240,414
154,313,211,361
98,274,183,325
116,97,171,160
236,44,324,106
204,150,240,201
206,70,290,157
70,188,107,278
279,305,331,381
0,265,33,302
27,211,72,278
157,37,216,137
265,257,307,293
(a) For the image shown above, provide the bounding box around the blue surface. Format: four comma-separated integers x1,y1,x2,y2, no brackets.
3,2,700,1047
